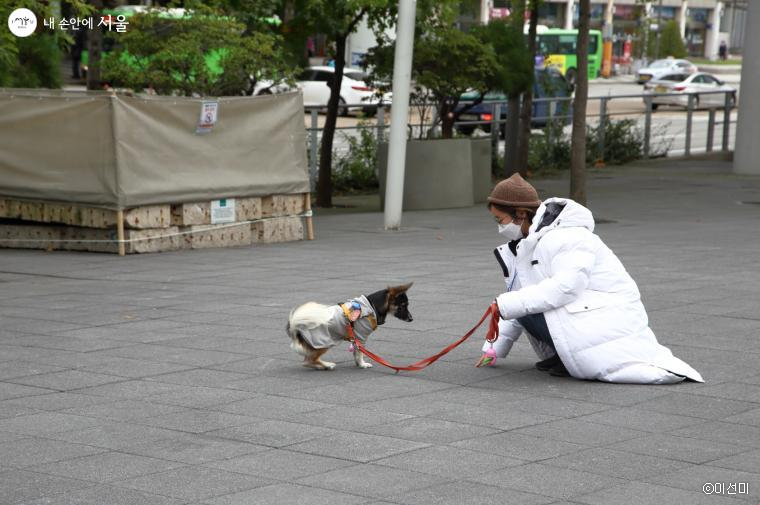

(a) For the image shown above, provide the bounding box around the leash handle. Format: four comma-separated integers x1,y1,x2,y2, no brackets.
353,303,500,373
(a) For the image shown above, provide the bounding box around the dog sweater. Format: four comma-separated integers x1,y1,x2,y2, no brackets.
296,296,378,349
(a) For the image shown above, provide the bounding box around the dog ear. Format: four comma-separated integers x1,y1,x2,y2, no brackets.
388,282,413,296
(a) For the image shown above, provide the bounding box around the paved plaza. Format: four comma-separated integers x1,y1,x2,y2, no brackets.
1,158,759,505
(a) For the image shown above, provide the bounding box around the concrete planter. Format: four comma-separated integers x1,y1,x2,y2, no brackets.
378,138,492,211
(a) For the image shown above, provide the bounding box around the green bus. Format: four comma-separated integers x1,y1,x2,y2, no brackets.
534,28,603,85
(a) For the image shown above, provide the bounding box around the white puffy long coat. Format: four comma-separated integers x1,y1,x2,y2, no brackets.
484,198,703,384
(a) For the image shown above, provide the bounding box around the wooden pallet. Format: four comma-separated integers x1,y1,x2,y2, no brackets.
0,193,313,255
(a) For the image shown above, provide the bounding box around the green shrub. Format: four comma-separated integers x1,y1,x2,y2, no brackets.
0,34,62,88
332,124,381,194
586,118,643,165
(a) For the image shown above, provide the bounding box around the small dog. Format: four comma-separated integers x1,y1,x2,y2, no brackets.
287,283,413,370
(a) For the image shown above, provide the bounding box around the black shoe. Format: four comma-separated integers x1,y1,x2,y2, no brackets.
535,354,561,371
549,362,570,377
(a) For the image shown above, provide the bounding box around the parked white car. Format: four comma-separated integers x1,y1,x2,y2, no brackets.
636,58,698,84
294,66,391,116
643,72,737,110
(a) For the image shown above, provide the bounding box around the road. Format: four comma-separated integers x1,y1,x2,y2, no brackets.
308,74,742,160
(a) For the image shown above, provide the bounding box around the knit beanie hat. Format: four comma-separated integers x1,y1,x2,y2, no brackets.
488,173,542,209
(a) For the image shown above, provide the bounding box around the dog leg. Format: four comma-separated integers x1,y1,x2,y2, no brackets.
354,348,373,369
304,348,335,371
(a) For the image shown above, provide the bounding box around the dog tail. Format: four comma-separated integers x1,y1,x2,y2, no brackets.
286,311,307,356
288,303,331,357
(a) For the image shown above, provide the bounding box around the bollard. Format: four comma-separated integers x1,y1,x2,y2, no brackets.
643,95,652,159
309,109,318,192
598,97,607,163
685,94,694,156
722,92,732,152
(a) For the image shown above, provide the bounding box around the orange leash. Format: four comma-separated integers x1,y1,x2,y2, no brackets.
350,302,500,373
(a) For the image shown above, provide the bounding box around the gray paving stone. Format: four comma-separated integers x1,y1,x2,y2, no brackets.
204,448,353,480
78,357,193,379
642,464,760,502
0,469,95,505
511,418,645,447
208,419,339,448
49,422,185,450
145,368,253,387
145,385,258,408
61,399,190,421
201,483,371,505
386,480,553,505
373,444,525,478
214,394,331,419
572,406,708,433
452,432,585,462
671,421,760,449
572,480,747,505
2,160,760,503
360,417,500,444
136,409,260,434
0,360,67,380
691,382,760,403
285,431,430,463
469,463,628,501
607,433,749,464
8,370,126,391
295,464,447,501
28,451,187,483
542,447,694,480
0,381,53,400
0,411,103,435
23,484,186,505
632,392,757,420
114,466,272,502
0,438,106,468
708,449,760,472
125,433,268,464
426,403,562,430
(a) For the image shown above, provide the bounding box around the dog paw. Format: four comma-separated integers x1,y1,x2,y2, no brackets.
357,362,373,369
320,361,336,370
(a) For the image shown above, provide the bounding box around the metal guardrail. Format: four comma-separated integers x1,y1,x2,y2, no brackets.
304,90,737,189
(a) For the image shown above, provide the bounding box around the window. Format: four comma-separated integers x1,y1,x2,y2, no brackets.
661,74,687,82
297,70,315,81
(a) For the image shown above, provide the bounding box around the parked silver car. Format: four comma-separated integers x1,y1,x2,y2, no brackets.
643,72,737,111
636,58,697,84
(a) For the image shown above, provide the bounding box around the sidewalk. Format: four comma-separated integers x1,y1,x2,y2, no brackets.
1,159,759,505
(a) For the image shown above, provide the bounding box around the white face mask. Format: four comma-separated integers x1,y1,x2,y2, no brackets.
498,222,524,241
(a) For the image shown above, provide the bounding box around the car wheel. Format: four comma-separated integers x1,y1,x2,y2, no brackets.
651,103,659,112
338,97,349,117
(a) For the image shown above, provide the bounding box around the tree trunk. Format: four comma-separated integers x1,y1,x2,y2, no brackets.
316,36,347,208
570,0,590,205
86,0,104,90
503,95,521,177
517,3,539,176
440,102,454,139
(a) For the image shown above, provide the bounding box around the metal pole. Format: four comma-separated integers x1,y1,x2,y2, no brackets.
722,91,731,151
685,93,694,156
492,103,501,163
384,0,417,230
598,97,607,162
644,95,652,159
309,109,318,192
377,105,385,143
707,108,715,152
655,0,663,59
